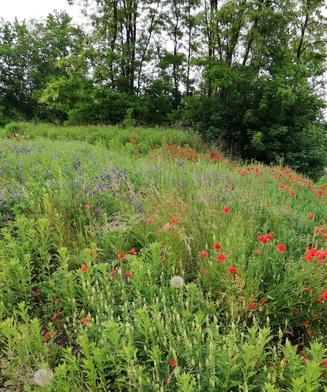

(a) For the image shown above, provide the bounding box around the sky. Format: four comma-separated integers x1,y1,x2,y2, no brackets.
2,0,82,22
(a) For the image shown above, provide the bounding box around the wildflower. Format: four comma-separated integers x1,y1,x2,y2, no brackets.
223,206,231,214
124,271,133,281
85,204,90,209
257,235,268,244
81,317,89,323
228,266,237,275
321,360,327,368
170,217,178,223
146,218,154,224
80,265,88,272
253,249,260,255
249,302,258,309
129,248,137,255
277,244,286,253
201,251,208,258
111,270,117,275
33,369,54,387
170,358,177,367
290,189,296,196
214,243,222,250
308,214,314,220
170,276,184,288
163,223,172,231
54,298,60,305
293,310,300,316
118,252,125,260
305,287,313,294
320,290,327,301
44,332,51,342
217,253,226,263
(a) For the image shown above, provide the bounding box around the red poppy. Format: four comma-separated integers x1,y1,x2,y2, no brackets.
124,271,133,280
118,253,125,260
223,206,231,214
170,217,178,223
249,302,258,309
81,317,89,323
170,358,177,367
308,214,314,220
320,290,327,301
228,266,237,275
80,265,88,272
214,243,222,250
253,249,260,255
129,248,137,255
217,253,226,263
146,218,154,224
201,251,208,258
277,244,286,253
85,204,90,209
44,332,51,342
321,360,327,368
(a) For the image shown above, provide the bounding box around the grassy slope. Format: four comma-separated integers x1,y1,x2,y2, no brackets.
0,123,326,391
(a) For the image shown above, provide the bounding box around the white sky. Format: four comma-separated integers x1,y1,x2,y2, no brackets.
2,0,82,22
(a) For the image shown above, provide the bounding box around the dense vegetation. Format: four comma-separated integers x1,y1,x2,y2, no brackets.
1,0,327,179
0,124,326,391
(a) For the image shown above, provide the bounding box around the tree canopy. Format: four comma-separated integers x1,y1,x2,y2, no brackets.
1,0,327,179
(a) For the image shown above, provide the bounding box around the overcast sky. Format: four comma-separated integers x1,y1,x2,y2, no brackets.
2,0,82,22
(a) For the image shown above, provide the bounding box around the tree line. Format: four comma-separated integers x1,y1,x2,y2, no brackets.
1,0,327,179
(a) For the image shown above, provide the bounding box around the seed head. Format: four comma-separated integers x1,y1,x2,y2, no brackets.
170,276,184,288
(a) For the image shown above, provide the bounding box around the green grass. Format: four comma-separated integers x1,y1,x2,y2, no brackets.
0,123,326,391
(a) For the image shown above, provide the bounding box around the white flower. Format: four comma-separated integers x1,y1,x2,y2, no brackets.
170,276,184,288
33,368,54,387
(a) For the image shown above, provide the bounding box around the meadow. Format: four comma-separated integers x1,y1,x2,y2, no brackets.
0,122,326,391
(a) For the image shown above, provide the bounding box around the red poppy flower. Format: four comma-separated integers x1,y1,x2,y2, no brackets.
85,204,91,209
277,244,286,253
44,332,51,342
217,253,226,262
81,317,89,323
80,265,88,272
214,243,222,250
257,235,268,244
146,218,154,224
170,217,178,223
170,358,177,367
320,290,327,301
249,302,258,309
223,206,231,214
124,271,133,280
129,248,137,255
118,252,125,260
308,214,314,220
321,360,327,368
201,251,208,258
228,266,237,275
253,249,260,255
